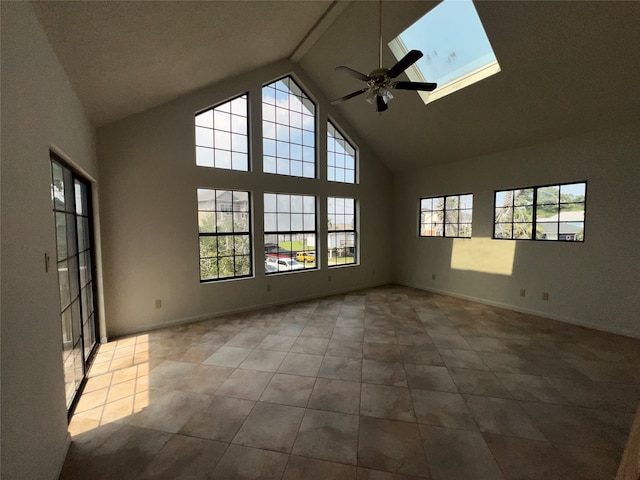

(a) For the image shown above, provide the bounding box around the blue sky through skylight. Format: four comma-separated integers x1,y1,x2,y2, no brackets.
389,0,500,103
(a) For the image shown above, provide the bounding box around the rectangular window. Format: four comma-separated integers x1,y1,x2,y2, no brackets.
494,182,586,241
328,197,357,266
195,94,249,171
420,194,473,238
262,77,316,178
198,189,252,281
327,121,356,183
264,193,316,273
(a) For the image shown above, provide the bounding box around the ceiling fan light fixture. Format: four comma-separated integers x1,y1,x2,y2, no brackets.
379,87,393,104
365,90,377,105
330,0,437,112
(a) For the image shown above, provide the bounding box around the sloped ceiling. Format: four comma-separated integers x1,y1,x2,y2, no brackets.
32,1,640,172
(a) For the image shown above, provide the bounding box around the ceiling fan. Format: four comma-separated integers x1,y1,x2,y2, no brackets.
331,1,437,112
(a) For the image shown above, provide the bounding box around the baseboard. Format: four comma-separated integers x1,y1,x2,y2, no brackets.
109,279,391,339
396,281,640,340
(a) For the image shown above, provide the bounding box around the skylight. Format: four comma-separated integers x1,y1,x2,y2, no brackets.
388,0,500,104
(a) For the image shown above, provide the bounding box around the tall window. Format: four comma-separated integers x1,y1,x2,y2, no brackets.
420,194,473,238
195,94,249,171
198,189,252,281
328,197,357,266
51,155,98,412
494,182,586,241
327,121,356,183
262,77,316,178
264,193,317,273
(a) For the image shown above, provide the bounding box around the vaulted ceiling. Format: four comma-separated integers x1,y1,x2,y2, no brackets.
33,1,640,172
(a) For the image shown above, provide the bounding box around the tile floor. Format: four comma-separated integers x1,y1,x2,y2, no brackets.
60,285,640,479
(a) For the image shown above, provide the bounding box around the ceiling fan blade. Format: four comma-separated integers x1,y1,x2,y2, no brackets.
393,81,438,92
335,66,370,82
387,49,424,79
376,95,388,112
331,88,369,104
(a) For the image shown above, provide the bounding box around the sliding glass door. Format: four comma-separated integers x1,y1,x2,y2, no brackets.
51,153,98,413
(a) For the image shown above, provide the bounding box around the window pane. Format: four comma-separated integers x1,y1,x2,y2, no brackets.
494,223,512,239
514,224,533,239
277,194,290,213
291,213,303,230
328,197,357,267
290,195,303,213
265,193,318,273
536,222,557,240
195,94,248,171
459,194,473,209
277,213,291,231
514,189,534,206
55,213,68,259
512,205,531,222
445,196,459,209
198,189,252,281
195,109,213,128
495,191,510,208
264,213,277,232
58,261,71,310
327,121,356,184
196,147,214,167
536,205,557,222
537,185,560,205
263,77,315,178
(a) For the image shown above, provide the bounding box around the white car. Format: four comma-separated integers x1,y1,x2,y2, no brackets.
266,257,305,272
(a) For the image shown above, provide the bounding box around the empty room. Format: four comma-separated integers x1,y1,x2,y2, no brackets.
2,1,640,479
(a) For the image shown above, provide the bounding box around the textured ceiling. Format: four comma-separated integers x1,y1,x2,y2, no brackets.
32,1,333,127
33,1,640,172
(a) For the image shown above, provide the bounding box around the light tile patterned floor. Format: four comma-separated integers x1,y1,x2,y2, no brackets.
61,285,640,479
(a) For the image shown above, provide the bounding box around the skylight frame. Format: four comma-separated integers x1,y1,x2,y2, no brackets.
388,0,501,105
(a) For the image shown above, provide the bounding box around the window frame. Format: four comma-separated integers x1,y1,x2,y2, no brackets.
261,75,317,179
388,0,501,105
419,193,473,238
264,192,318,274
197,188,253,282
327,197,358,267
493,181,587,242
195,93,250,172
327,120,357,184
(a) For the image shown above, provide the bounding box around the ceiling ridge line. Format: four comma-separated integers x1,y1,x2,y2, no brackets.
289,0,351,63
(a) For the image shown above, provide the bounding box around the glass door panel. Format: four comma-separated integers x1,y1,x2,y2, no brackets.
50,154,98,412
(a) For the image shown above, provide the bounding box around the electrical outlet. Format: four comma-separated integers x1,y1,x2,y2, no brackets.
542,292,549,301
155,299,162,309
266,284,271,292
328,275,332,282
432,273,436,280
519,289,526,297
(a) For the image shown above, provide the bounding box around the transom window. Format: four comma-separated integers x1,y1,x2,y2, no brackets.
262,77,316,178
328,197,357,266
420,194,473,238
264,193,317,273
327,121,356,184
197,189,252,281
494,182,586,241
195,94,249,171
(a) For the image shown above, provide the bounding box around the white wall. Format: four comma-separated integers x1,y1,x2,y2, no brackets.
0,3,98,479
97,61,393,338
393,122,640,338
